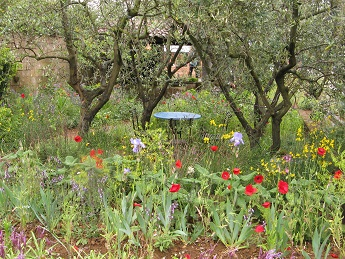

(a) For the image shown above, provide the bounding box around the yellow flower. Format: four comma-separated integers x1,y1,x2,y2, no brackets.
203,137,210,144
221,133,231,140
209,120,217,126
296,126,303,141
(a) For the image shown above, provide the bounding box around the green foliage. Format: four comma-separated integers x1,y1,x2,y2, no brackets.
209,199,253,249
0,46,18,99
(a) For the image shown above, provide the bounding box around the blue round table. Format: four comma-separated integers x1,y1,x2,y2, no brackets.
154,112,202,139
154,112,201,120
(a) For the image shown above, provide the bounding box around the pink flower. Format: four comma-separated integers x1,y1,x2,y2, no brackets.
185,254,191,259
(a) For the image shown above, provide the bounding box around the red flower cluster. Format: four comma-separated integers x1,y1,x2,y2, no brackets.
90,148,104,169
334,170,342,179
90,148,103,157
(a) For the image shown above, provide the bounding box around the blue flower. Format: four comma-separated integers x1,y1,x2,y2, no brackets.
130,138,146,153
230,132,244,147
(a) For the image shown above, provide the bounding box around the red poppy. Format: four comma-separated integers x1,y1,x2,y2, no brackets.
20,93,25,98
262,202,271,208
245,184,258,196
74,135,82,142
221,171,230,180
97,148,104,155
185,254,191,259
192,95,196,100
255,225,265,233
175,159,182,169
233,168,241,175
278,180,289,194
210,145,218,151
254,174,264,184
330,253,339,258
169,183,181,193
227,185,232,190
334,170,342,179
317,147,326,156
133,203,142,207
90,149,96,157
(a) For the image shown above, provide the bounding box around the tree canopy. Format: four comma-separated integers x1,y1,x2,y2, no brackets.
2,0,344,151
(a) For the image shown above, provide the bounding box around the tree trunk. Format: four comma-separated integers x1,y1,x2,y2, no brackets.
248,129,263,149
79,104,96,134
270,114,282,153
141,108,153,130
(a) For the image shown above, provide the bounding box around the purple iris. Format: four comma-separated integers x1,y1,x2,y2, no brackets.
130,138,146,153
230,132,244,146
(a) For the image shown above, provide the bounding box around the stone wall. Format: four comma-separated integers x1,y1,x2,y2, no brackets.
9,36,69,90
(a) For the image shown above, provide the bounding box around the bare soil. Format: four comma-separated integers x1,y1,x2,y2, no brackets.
21,222,341,259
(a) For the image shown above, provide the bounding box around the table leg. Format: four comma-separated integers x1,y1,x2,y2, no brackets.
169,119,177,139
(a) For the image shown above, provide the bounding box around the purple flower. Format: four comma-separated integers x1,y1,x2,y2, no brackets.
230,132,244,146
130,138,146,153
123,168,131,175
0,243,5,258
10,230,26,251
282,154,292,162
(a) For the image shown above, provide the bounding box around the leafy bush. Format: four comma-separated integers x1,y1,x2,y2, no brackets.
0,46,18,99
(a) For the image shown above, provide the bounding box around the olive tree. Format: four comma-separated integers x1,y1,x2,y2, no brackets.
3,0,161,134
175,0,344,152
